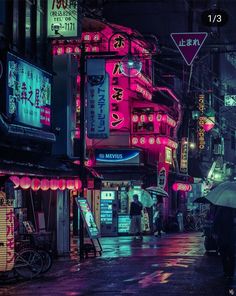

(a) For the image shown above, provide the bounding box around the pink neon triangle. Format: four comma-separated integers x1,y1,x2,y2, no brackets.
171,32,208,66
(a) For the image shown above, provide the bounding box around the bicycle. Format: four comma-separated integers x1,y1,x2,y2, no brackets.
16,235,53,274
14,247,44,279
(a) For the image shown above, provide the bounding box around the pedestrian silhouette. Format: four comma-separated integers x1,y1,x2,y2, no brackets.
213,206,236,279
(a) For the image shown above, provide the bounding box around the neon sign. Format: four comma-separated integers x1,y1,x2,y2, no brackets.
172,183,192,192
131,136,178,149
198,94,205,149
131,83,152,100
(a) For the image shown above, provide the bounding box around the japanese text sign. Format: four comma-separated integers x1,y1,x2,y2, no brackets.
0,206,14,272
171,32,208,65
47,0,80,38
86,59,110,139
76,198,100,239
7,52,52,129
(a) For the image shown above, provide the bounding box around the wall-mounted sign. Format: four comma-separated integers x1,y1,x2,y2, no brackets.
224,94,236,106
165,147,172,164
180,137,188,173
76,198,100,239
95,149,141,165
7,52,52,129
86,59,109,139
157,167,167,189
197,94,205,149
47,0,80,38
0,206,14,272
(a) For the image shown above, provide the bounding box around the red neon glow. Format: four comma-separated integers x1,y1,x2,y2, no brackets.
110,112,125,129
156,137,178,149
106,60,130,130
50,179,59,191
66,180,75,190
156,114,177,127
31,178,41,191
199,116,215,132
133,72,152,89
41,179,50,191
58,179,66,191
172,183,192,192
74,179,82,190
110,33,129,54
20,177,31,190
10,176,20,188
131,135,178,149
131,83,152,100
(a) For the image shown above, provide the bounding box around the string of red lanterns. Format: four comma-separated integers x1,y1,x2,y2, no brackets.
9,176,82,191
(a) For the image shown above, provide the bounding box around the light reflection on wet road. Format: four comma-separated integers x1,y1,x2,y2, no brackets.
0,232,234,296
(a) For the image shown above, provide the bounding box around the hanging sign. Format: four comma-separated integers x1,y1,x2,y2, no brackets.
180,137,189,173
47,0,81,38
0,206,14,272
76,198,100,239
86,59,110,139
171,32,208,65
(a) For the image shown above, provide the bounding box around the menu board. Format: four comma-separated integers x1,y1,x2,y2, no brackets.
76,198,100,239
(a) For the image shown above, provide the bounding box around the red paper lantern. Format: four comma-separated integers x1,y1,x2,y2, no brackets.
41,179,50,191
10,176,20,188
20,177,31,190
50,179,59,190
58,179,66,190
31,178,41,191
66,179,75,190
74,179,82,190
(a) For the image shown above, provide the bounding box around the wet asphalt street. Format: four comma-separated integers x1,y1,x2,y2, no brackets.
0,232,235,296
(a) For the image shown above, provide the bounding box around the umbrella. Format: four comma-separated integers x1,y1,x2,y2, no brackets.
128,188,154,207
193,197,211,204
205,181,236,208
145,186,169,197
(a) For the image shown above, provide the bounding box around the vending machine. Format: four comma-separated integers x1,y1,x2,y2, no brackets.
100,190,118,236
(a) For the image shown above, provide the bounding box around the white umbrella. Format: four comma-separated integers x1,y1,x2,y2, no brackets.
145,186,169,197
205,181,236,208
128,188,154,207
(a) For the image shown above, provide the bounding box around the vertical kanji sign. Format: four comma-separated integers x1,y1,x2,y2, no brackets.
171,32,208,65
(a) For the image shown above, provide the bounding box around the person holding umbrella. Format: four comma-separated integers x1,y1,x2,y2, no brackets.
206,180,236,279
213,206,235,278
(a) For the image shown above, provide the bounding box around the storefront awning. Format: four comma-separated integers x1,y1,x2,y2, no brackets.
0,153,101,180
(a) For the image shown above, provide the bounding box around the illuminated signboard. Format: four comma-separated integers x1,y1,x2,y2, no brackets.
47,0,80,38
106,60,130,130
180,137,188,173
0,205,14,272
165,147,172,164
95,149,141,165
76,198,100,239
198,94,205,149
7,52,52,129
86,59,110,139
224,94,236,106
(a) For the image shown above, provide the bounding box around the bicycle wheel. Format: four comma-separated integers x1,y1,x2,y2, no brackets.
14,248,43,279
37,250,53,273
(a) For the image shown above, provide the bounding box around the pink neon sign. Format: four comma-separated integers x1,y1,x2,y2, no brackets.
172,183,192,192
156,114,177,127
131,83,152,100
106,60,130,130
131,136,178,149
